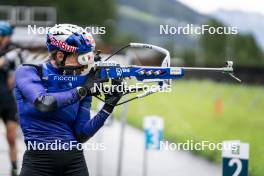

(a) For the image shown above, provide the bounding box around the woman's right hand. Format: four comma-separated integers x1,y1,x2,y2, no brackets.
81,68,107,96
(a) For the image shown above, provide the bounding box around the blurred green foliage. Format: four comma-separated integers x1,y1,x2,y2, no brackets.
1,0,116,43
230,34,264,65
102,80,264,176
199,19,264,66
200,19,228,65
113,33,142,45
56,0,116,43
182,48,196,65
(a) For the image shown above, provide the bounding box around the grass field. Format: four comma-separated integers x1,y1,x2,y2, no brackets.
95,80,264,176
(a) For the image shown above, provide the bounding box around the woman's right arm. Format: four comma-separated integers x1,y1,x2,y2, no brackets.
15,65,80,112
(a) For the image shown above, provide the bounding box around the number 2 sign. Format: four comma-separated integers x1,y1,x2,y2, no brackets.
222,141,249,176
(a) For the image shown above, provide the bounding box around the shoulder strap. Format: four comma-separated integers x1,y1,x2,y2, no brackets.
22,64,43,80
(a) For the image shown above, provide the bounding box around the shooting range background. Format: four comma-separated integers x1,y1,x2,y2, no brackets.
0,0,263,175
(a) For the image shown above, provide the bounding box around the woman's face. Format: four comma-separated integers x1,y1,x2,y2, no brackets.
64,53,81,67
54,51,81,67
53,51,88,75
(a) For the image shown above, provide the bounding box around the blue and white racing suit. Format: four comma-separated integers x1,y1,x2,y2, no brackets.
15,61,110,146
15,61,112,175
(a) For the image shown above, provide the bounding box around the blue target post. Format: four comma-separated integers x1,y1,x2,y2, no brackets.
222,141,249,176
143,116,164,176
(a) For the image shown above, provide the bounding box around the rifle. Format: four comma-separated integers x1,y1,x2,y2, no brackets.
43,43,241,105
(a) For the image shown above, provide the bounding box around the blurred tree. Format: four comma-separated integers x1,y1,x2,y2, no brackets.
1,0,116,43
230,34,264,65
200,18,264,66
0,0,54,6
199,19,228,65
56,0,115,26
182,48,196,66
56,0,116,43
164,41,175,57
114,33,141,45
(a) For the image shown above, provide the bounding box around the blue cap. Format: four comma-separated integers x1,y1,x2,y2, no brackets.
0,21,14,36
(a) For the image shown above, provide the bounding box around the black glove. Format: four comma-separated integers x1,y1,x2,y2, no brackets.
102,79,124,113
77,68,106,100
82,68,107,96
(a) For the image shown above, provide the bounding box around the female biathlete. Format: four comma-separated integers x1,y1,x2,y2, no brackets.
15,24,122,176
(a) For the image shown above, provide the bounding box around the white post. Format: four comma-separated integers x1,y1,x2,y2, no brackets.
116,95,129,176
143,116,164,176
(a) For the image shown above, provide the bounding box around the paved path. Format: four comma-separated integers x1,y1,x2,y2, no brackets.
0,120,221,176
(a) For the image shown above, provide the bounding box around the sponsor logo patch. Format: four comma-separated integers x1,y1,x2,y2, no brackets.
49,36,76,52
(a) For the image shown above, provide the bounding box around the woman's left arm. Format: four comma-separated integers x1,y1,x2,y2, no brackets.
74,97,110,143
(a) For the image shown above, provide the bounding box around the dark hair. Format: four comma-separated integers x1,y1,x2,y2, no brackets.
50,50,58,60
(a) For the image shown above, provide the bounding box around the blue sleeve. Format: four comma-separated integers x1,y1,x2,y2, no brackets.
15,65,79,108
74,97,110,142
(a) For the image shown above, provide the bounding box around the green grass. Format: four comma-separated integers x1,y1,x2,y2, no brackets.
92,80,264,175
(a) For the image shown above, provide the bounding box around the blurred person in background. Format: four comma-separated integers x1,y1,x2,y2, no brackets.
0,21,18,176
15,24,122,176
